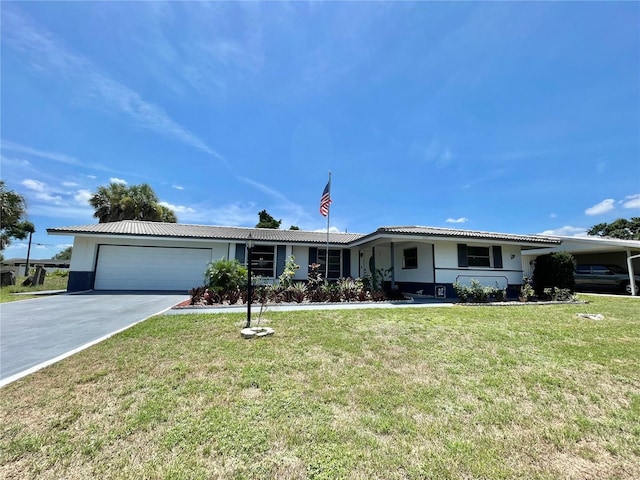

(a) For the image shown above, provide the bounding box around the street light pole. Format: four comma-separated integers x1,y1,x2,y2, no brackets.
245,233,254,328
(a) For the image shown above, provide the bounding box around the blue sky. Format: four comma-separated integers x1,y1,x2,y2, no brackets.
1,1,639,259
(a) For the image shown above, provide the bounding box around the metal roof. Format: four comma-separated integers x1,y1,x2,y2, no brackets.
47,220,364,245
354,225,561,246
47,221,562,247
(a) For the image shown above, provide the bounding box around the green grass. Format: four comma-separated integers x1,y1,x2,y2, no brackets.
1,297,639,479
0,274,68,303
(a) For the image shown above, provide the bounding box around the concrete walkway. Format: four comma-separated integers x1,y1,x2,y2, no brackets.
167,296,456,315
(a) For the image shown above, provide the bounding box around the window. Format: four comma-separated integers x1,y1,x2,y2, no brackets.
458,244,502,268
318,249,341,279
403,247,418,269
250,246,275,277
467,246,490,267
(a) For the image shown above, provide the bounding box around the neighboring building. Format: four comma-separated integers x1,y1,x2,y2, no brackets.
1,258,71,275
47,220,561,297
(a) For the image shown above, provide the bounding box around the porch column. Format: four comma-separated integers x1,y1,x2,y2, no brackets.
627,250,639,296
390,242,396,290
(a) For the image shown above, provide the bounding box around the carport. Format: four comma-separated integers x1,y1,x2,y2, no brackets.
522,235,640,296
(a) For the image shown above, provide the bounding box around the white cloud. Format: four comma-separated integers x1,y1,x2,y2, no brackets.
109,177,127,185
172,184,184,190
62,181,79,188
446,217,468,224
22,178,47,192
585,199,615,216
538,226,588,237
158,201,195,214
21,178,64,204
621,194,640,209
74,189,93,205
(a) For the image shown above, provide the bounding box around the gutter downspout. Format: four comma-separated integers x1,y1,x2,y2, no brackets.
626,251,640,296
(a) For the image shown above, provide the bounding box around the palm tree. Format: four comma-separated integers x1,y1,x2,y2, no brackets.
1,180,32,251
88,182,177,223
89,182,129,223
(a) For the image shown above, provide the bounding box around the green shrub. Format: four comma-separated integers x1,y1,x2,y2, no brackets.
278,255,299,288
543,287,576,302
519,277,535,301
453,280,505,303
205,258,247,293
532,252,575,296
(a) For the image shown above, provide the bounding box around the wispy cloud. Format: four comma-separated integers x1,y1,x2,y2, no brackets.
21,179,64,204
621,194,640,210
2,7,226,163
1,140,80,165
109,177,127,185
446,217,468,224
410,140,453,169
538,226,588,237
585,199,615,216
237,175,309,226
19,178,94,220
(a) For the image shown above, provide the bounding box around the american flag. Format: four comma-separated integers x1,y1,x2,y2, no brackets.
319,181,332,217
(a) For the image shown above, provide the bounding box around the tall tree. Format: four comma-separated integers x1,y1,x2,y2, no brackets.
88,182,177,223
256,210,281,229
0,180,33,253
53,246,73,260
587,217,640,240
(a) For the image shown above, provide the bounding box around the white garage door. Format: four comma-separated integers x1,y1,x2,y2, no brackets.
95,245,211,291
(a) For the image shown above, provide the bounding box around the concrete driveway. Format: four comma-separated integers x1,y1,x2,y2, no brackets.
0,291,188,386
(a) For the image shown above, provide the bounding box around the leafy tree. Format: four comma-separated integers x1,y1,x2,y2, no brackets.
53,246,73,260
256,210,281,229
587,217,640,240
0,180,33,253
289,225,300,230
88,182,177,223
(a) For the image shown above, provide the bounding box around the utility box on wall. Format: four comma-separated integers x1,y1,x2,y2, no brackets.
435,285,446,298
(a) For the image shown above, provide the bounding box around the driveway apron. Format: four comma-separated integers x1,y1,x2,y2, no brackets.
0,292,188,385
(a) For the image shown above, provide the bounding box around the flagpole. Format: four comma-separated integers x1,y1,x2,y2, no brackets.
325,171,331,280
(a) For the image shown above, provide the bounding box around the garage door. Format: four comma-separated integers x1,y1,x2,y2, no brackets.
94,245,211,291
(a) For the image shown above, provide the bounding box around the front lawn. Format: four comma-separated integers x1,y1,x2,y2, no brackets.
0,274,68,303
1,297,638,479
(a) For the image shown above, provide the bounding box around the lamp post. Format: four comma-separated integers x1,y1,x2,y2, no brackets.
245,233,255,328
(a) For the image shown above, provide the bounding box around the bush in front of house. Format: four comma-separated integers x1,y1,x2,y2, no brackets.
532,252,575,297
187,256,407,306
453,280,507,303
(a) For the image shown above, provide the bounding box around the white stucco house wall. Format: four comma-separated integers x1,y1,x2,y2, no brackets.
47,220,561,298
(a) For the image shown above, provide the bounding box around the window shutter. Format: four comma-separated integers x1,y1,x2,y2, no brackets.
457,244,468,267
492,246,503,269
309,247,318,265
235,244,246,264
276,245,286,278
342,249,351,278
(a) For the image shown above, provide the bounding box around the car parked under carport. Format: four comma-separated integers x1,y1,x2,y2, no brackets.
574,264,640,295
